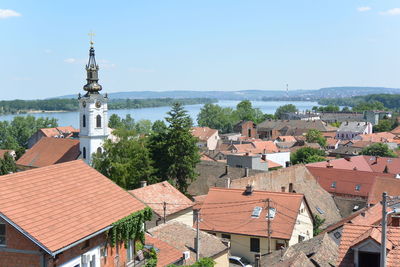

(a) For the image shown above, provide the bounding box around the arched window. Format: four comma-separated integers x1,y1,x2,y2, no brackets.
248,128,252,137
83,147,86,159
96,115,101,128
82,115,86,127
97,147,102,154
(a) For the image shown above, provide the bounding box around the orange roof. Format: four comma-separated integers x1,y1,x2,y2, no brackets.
357,132,396,142
199,187,305,239
129,181,194,217
40,126,78,137
326,138,339,146
145,234,182,267
265,159,282,168
391,125,400,135
0,160,146,254
191,127,218,141
232,141,279,154
368,176,400,205
307,166,394,198
337,224,400,266
306,155,400,175
17,137,80,168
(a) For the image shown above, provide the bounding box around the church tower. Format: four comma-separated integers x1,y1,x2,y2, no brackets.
78,41,109,164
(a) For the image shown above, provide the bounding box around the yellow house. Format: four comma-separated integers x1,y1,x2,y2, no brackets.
198,186,314,263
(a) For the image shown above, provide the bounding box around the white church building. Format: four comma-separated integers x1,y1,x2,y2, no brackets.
78,42,109,164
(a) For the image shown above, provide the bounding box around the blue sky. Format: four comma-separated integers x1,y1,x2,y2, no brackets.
1,1,400,100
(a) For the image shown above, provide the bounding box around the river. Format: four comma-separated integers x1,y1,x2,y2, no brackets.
0,100,320,128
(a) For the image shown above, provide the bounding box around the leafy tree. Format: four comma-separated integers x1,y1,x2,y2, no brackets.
360,143,397,158
305,129,327,147
233,100,264,123
291,147,325,164
313,214,326,236
0,153,17,175
274,104,298,119
92,134,157,190
197,103,235,133
108,114,123,129
150,103,200,193
352,101,385,112
342,106,351,112
168,258,215,267
135,120,152,135
373,119,396,133
312,105,340,112
330,121,341,128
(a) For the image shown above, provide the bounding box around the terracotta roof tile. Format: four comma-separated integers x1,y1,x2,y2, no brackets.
199,187,304,239
191,127,218,141
17,137,80,168
307,166,394,198
337,224,400,266
368,176,400,205
276,136,297,143
129,181,194,217
0,160,146,253
357,132,396,142
40,126,78,138
145,234,182,267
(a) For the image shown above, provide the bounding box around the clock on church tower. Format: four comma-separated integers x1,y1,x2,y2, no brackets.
78,41,109,164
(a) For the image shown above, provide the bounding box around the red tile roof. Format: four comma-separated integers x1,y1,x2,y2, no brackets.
306,155,400,175
191,127,218,141
17,137,80,168
40,126,78,138
337,224,400,267
306,166,394,198
357,132,396,142
0,160,146,253
199,187,305,239
276,136,297,142
129,181,194,217
368,176,400,205
231,141,279,154
145,234,182,267
391,126,400,135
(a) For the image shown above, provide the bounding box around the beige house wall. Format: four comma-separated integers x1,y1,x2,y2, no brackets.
168,208,194,227
206,131,219,151
212,250,230,267
288,200,314,246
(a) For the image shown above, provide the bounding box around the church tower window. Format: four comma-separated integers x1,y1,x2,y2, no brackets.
96,115,102,128
83,147,86,159
83,115,86,127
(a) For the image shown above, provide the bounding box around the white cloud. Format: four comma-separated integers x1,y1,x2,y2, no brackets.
0,9,21,19
357,6,371,12
379,8,400,16
64,58,78,63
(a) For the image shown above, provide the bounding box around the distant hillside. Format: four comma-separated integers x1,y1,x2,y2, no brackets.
56,87,400,101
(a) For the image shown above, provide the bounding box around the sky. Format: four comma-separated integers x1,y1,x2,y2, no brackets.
1,1,400,100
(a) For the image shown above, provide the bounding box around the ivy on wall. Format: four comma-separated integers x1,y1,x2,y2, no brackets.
107,207,152,247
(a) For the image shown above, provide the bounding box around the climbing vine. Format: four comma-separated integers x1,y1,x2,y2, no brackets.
107,207,152,247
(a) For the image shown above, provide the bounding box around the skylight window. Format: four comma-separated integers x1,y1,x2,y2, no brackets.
331,181,336,188
251,206,262,218
355,184,361,191
266,207,276,219
316,207,324,214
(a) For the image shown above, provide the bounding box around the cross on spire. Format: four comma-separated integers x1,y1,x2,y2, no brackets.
88,31,95,47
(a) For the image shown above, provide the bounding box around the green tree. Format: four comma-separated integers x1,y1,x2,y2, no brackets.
108,114,123,129
291,147,325,164
313,214,326,236
92,134,156,190
0,153,17,175
305,129,327,147
360,143,397,158
274,104,298,119
197,103,235,133
150,103,200,193
352,101,385,112
373,119,395,133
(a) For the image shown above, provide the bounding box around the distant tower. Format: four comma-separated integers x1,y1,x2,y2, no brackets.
286,84,289,98
78,38,109,165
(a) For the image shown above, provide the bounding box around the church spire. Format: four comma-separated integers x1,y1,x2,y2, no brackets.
83,38,102,94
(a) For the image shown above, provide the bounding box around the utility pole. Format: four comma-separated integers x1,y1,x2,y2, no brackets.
381,192,388,267
195,210,201,262
163,202,166,224
267,198,271,254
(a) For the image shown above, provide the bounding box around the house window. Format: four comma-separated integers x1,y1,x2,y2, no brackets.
248,128,252,137
331,181,336,188
355,184,361,191
281,186,286,192
0,221,5,246
334,231,342,239
298,235,305,243
83,115,86,127
289,183,293,193
97,147,102,154
96,115,102,128
250,238,260,252
83,147,86,159
221,234,231,240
